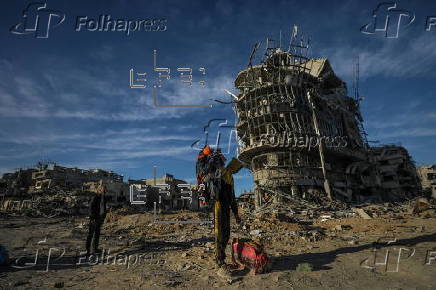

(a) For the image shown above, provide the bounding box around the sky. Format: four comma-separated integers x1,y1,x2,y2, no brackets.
0,0,435,194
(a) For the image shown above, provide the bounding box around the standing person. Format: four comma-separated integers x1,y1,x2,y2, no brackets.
196,146,243,278
86,180,107,255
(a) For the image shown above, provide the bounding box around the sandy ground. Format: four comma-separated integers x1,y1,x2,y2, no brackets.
1,204,436,290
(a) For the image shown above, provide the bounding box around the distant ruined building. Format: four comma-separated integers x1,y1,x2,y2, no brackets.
417,165,436,198
232,27,421,208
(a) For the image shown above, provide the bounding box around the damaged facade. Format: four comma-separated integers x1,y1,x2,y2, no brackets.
0,168,36,196
417,165,436,198
30,164,123,192
233,32,421,207
370,145,421,201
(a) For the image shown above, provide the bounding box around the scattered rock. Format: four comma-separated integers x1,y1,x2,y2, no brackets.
272,274,280,282
250,229,261,236
162,280,181,287
13,281,29,287
353,208,372,220
176,263,186,271
412,198,430,214
333,224,352,231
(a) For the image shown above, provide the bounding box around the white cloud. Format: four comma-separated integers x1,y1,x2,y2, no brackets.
321,33,436,79
373,127,436,139
0,58,231,121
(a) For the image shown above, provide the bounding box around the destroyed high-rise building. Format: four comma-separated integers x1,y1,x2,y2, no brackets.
232,29,420,206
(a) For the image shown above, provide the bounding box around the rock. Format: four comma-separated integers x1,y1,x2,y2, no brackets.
162,280,181,287
415,226,425,232
333,224,351,231
412,198,430,214
181,252,189,257
320,215,332,222
54,282,64,288
352,208,372,219
13,281,29,287
202,275,213,281
288,230,297,236
250,229,261,236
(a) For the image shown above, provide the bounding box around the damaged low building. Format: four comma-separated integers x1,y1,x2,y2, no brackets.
232,30,421,207
0,168,36,196
370,145,421,201
417,165,436,198
30,163,124,192
236,191,255,210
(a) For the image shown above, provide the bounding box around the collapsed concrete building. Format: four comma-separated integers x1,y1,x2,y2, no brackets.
0,163,128,211
232,31,421,207
417,165,436,198
370,145,421,201
0,168,36,196
30,164,123,192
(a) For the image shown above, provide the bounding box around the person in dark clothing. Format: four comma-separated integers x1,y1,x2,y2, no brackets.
86,181,107,255
214,157,242,270
196,146,243,277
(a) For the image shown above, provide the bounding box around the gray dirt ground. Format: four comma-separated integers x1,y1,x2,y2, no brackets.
1,207,436,290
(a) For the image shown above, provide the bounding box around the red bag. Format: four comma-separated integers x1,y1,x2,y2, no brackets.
231,238,270,275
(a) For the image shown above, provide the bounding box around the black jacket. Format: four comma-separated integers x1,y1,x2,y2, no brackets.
89,195,107,220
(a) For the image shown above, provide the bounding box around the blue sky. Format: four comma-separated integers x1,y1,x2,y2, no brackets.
1,0,435,194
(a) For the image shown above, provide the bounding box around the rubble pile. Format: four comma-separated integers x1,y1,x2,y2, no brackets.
1,187,90,218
